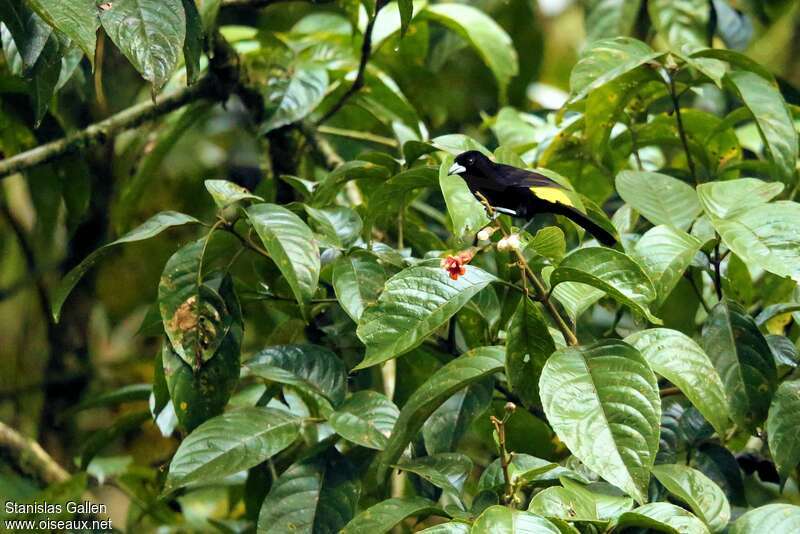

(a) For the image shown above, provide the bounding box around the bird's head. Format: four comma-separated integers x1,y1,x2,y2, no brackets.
448,150,492,177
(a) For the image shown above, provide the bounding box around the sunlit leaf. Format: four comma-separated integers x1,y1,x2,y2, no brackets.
329,391,399,450
651,464,730,532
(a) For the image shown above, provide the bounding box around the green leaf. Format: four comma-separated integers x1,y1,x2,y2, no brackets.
432,134,491,156
615,171,701,230
702,299,777,433
204,180,263,208
617,502,710,534
28,34,61,125
584,0,643,42
158,239,232,369
569,38,661,102
477,454,559,493
247,344,347,408
539,340,661,503
398,0,413,36
66,384,151,415
0,0,51,71
165,407,300,492
419,523,470,534
260,62,328,133
626,328,730,436
633,226,703,306
26,0,96,62
705,201,800,284
729,504,800,534
181,0,202,84
651,464,730,532
529,480,634,524
506,298,555,409
423,380,492,455
98,0,185,89
471,506,561,534
355,262,496,369
80,411,150,469
648,0,710,50
305,206,362,249
313,160,392,206
529,227,566,264
257,456,360,534
549,247,660,324
766,379,800,482
52,211,200,322
724,70,797,181
329,390,399,450
696,178,784,219
423,3,518,101
331,251,386,322
439,155,490,237
341,497,442,534
164,276,242,432
395,453,472,496
246,203,321,308
373,346,505,485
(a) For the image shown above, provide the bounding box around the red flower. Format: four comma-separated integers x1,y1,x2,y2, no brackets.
440,250,474,280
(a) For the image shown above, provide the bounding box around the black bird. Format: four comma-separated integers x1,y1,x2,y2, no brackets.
448,151,617,246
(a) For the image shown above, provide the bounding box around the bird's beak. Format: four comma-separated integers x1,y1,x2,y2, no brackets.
448,162,466,175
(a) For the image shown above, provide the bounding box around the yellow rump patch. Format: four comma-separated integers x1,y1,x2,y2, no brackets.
530,186,574,207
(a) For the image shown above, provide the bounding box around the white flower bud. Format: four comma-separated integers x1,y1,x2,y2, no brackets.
477,227,496,242
498,233,521,251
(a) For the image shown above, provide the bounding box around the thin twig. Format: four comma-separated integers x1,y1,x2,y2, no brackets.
318,125,398,147
685,272,711,313
315,0,386,125
667,72,698,184
298,122,345,170
660,386,681,398
490,413,514,505
0,76,222,179
713,241,723,300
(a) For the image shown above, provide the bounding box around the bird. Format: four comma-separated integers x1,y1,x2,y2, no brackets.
448,150,617,246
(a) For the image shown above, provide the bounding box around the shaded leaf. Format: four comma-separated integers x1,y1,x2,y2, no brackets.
651,464,731,532
584,0,643,43
27,0,96,61
506,298,555,409
260,62,328,133
329,390,399,450
341,497,442,534
422,379,492,455
649,0,710,50
331,251,386,322
766,379,800,482
617,502,710,534
396,453,472,496
634,225,703,306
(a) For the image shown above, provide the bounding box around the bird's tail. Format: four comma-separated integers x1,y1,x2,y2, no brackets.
546,202,618,246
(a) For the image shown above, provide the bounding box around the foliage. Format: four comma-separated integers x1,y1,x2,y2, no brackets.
2,0,800,532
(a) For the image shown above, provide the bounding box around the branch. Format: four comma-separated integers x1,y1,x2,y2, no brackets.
667,71,698,184
299,122,345,170
315,0,386,125
0,76,223,180
0,420,69,485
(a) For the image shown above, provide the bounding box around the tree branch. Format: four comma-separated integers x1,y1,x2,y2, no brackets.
667,71,698,184
0,420,69,485
0,76,224,180
315,0,386,125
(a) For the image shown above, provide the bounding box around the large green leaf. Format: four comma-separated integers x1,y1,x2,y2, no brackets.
569,38,661,101
729,504,800,534
470,506,561,534
331,251,386,323
246,344,347,408
529,479,634,524
651,464,730,532
98,0,185,89
257,456,360,534
260,62,328,133
341,497,442,534
395,453,472,497
163,275,242,432
164,407,300,492
477,454,559,493
626,328,729,436
539,340,661,503
724,70,797,181
158,239,232,369
246,203,321,308
702,300,777,433
584,0,642,42
373,347,505,484
204,180,263,209
51,211,200,322
0,0,51,71
438,155,490,237
549,247,660,323
648,0,709,50
696,178,784,219
355,262,496,369
617,502,710,534
422,380,492,455
312,160,392,206
615,171,701,230
26,0,96,62
419,523,470,533
766,379,800,481
305,206,362,249
423,3,518,101
634,226,703,306
506,298,555,409
329,390,399,450
707,201,800,284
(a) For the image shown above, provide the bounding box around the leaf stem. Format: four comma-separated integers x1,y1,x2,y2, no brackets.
667,71,698,184
490,413,515,506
